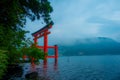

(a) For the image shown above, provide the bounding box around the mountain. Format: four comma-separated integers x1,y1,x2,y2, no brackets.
58,37,120,56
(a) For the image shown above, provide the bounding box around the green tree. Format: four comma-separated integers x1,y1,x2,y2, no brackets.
20,39,44,63
0,50,8,79
0,0,53,78
0,0,53,50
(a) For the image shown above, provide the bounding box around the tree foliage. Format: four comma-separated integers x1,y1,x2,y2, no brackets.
0,0,53,50
0,0,53,78
21,44,44,63
0,50,8,79
20,39,44,63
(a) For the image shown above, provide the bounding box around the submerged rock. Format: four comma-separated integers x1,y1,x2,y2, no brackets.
25,71,50,80
25,72,38,80
2,64,23,80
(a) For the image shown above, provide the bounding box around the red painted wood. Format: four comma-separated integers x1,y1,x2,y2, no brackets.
32,22,58,64
47,56,56,58
32,24,52,37
34,38,38,44
55,45,58,58
47,46,55,48
36,46,44,49
44,31,48,53
37,46,55,48
37,31,50,38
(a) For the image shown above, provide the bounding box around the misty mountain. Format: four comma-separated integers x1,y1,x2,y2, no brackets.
58,37,120,56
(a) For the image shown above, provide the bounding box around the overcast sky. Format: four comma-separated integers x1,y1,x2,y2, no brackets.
25,0,120,45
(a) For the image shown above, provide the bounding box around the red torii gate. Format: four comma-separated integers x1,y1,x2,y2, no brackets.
32,22,58,61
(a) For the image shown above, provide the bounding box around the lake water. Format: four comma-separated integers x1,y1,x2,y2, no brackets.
23,55,120,80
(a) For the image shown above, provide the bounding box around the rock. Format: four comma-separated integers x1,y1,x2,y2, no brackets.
2,64,23,80
25,72,38,80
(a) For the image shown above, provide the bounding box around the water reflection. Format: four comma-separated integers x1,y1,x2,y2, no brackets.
43,59,48,69
16,56,120,80
29,58,58,71
54,58,58,70
43,58,58,70
23,58,58,80
31,63,36,72
41,56,120,80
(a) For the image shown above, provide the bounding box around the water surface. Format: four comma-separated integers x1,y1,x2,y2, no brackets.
23,55,120,80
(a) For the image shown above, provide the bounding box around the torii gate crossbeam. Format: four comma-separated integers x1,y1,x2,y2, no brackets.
32,22,58,61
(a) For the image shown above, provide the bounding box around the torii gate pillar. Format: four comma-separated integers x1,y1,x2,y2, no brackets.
44,31,48,54
32,22,58,63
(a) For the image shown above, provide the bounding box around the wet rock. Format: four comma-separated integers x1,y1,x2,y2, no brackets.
2,64,23,80
25,72,38,80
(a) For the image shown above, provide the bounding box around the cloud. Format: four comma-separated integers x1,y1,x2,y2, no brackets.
26,0,120,44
